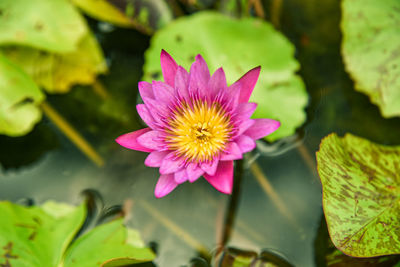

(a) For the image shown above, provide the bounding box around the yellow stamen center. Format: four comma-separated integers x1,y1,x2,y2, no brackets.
165,100,233,163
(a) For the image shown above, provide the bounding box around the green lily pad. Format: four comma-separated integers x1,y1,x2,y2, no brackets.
0,0,87,53
314,214,400,267
0,201,155,266
63,219,155,266
71,0,172,33
2,33,107,93
0,54,44,137
142,11,307,142
0,201,86,266
317,133,400,257
341,0,400,118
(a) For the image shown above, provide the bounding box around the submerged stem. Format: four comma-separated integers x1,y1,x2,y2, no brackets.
271,0,283,28
139,200,210,259
40,101,104,167
249,0,265,18
296,142,318,178
250,162,298,227
219,159,244,248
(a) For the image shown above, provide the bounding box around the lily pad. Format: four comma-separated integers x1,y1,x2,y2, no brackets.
341,0,400,118
71,0,172,34
216,247,293,267
0,201,155,266
142,11,307,142
0,0,87,53
317,133,400,257
2,33,107,93
0,54,44,137
63,219,155,266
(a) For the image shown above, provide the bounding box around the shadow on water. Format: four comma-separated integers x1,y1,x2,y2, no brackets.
2,1,400,267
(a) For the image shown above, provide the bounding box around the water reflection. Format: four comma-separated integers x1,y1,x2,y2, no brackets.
0,129,322,266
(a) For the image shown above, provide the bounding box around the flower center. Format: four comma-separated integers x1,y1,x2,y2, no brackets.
165,100,233,163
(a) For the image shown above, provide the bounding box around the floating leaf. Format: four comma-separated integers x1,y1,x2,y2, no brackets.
216,247,293,267
0,54,44,137
2,33,107,93
143,12,307,141
71,0,173,34
0,0,87,53
317,133,400,257
314,214,400,267
63,219,155,266
0,201,155,266
0,201,86,266
341,0,400,118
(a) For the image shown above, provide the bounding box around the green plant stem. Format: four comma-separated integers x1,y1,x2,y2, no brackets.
219,159,244,248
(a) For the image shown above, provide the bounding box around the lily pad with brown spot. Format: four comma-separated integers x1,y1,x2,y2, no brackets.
0,0,87,53
317,133,400,257
0,201,155,266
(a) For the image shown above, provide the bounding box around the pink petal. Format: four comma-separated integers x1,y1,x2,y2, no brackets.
138,81,154,99
174,169,188,184
152,81,174,103
187,163,205,183
160,152,184,174
137,130,164,150
204,160,233,194
235,119,255,137
220,142,243,161
175,66,190,101
208,68,227,99
236,135,256,153
225,82,241,109
188,55,210,97
136,104,156,129
232,66,261,103
142,97,169,120
145,151,169,167
160,50,178,87
235,102,257,120
244,119,281,140
201,158,219,176
115,128,153,152
154,174,178,198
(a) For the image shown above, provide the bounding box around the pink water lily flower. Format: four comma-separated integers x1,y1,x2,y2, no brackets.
116,50,280,198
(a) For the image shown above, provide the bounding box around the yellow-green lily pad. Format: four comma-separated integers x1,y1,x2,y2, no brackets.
0,0,87,53
2,33,107,93
71,0,172,33
341,0,400,118
0,54,44,137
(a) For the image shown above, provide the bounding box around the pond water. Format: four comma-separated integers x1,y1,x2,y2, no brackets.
2,1,400,266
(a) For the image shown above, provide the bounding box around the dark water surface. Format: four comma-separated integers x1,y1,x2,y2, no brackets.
2,1,400,266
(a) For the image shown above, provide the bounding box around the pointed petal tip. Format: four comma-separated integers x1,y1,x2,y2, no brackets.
245,119,281,140
160,50,178,86
154,174,178,198
235,66,262,103
195,54,206,62
270,120,281,132
160,49,171,58
115,128,153,152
